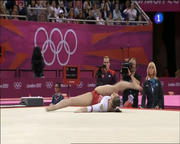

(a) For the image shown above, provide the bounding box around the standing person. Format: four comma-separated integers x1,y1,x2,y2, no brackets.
31,46,45,78
50,82,64,105
96,56,117,86
141,62,164,109
46,78,142,112
123,2,137,25
122,57,141,108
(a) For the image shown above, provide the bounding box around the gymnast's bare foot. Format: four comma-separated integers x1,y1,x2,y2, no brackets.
131,77,142,91
46,106,54,112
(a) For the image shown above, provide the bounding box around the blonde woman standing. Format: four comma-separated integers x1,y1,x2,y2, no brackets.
141,62,164,109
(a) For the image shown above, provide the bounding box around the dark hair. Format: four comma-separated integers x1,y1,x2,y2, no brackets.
112,96,120,109
55,82,61,88
129,57,138,68
32,46,43,60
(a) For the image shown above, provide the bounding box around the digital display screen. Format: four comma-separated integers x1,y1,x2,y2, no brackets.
66,67,78,79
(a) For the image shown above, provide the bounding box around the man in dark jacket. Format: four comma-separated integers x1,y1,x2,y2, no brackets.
122,57,141,108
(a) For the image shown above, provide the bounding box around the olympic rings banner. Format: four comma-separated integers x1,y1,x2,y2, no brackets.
0,19,152,77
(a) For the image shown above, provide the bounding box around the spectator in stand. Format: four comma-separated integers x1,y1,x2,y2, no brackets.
5,0,15,14
96,11,105,25
125,17,130,25
86,9,96,24
104,0,111,12
106,12,113,26
0,3,8,19
35,0,43,18
101,3,109,20
123,2,137,25
16,0,26,18
76,9,85,24
49,0,59,22
59,1,67,18
122,0,130,17
56,9,64,23
113,3,124,25
92,3,99,19
116,17,122,25
74,0,82,18
137,14,143,25
66,0,73,14
83,0,92,10
41,1,48,8
124,0,131,10
27,0,38,21
119,0,126,13
11,5,19,20
141,62,164,109
38,9,47,22
11,10,19,20
101,0,106,10
83,1,89,18
67,8,76,24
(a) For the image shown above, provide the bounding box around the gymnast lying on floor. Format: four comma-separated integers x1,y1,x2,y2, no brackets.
46,78,142,112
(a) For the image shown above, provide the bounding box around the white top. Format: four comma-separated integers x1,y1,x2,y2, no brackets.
123,8,137,21
87,96,111,112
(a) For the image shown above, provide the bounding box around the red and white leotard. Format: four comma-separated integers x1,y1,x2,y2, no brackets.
87,96,111,112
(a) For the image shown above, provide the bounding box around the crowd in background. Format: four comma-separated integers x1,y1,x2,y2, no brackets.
0,0,145,25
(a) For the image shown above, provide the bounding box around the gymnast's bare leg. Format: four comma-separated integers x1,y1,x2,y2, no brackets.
95,78,142,96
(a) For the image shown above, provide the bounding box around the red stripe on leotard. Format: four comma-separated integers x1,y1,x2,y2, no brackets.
91,90,103,105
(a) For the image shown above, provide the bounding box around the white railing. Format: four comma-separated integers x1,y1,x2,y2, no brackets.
27,7,47,10
0,14,27,20
48,17,149,25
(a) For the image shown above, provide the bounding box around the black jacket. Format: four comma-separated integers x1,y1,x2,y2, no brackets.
141,78,164,109
96,69,117,86
31,47,45,77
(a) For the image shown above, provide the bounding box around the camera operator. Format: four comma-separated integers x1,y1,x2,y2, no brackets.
121,57,141,108
96,56,117,86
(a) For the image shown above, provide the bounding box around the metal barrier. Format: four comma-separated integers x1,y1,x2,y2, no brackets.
134,1,151,24
48,17,149,25
0,69,95,78
0,14,27,20
0,69,122,80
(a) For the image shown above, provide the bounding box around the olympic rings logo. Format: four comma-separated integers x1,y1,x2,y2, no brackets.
34,27,78,66
45,81,53,89
14,82,22,89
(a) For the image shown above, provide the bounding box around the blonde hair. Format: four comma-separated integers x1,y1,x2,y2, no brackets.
146,61,158,80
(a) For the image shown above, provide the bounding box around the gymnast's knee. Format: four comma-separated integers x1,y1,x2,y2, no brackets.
68,98,76,106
